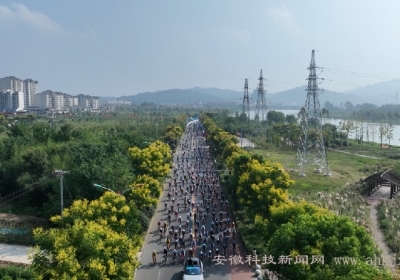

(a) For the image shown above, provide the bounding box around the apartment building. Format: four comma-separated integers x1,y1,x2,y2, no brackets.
0,90,24,111
23,79,39,107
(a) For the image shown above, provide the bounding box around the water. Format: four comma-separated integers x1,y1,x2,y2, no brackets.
245,109,400,146
0,228,29,234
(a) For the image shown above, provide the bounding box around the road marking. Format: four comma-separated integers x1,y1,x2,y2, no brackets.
157,269,161,280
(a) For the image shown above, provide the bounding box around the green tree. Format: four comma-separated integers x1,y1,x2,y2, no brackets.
266,213,384,279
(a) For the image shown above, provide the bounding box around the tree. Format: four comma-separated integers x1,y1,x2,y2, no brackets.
266,213,386,280
50,192,142,241
236,159,293,218
128,140,171,179
32,220,139,280
345,101,354,111
267,110,285,124
379,123,387,149
285,114,297,125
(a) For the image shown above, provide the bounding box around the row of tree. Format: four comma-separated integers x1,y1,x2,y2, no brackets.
31,140,172,279
200,114,394,279
0,109,186,279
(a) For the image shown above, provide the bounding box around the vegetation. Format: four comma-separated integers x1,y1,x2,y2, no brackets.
0,266,35,280
200,113,395,279
377,196,400,254
0,105,189,278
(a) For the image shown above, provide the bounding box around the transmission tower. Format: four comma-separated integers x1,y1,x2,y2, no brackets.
254,70,267,122
241,79,250,147
296,50,330,177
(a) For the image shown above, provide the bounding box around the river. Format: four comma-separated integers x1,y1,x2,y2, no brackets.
245,109,400,146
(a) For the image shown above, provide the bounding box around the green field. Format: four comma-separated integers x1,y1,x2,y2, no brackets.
250,147,395,194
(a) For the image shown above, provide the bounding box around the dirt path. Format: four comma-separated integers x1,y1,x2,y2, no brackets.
328,148,382,160
366,187,396,272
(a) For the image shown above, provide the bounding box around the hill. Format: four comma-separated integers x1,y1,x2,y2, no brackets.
344,79,400,104
261,85,384,107
118,87,242,105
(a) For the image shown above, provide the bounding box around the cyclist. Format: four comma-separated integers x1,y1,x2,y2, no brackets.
202,243,206,252
232,240,237,254
163,247,168,262
172,248,177,262
180,248,185,260
164,202,167,210
188,247,193,258
208,250,212,259
157,221,161,230
166,237,171,250
152,250,157,263
223,243,227,256
199,250,204,261
215,247,219,256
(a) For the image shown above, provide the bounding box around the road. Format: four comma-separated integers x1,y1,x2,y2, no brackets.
135,121,252,280
0,243,32,264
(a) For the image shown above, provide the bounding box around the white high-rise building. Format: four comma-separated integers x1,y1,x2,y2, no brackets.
0,90,24,111
23,79,38,107
0,76,23,92
34,90,52,109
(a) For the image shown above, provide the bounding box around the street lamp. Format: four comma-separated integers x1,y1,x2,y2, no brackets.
93,183,144,195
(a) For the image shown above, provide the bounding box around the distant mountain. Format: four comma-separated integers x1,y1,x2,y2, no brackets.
100,80,400,107
118,87,242,105
263,85,385,107
343,79,400,104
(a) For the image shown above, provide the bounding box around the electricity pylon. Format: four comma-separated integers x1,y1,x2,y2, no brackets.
254,70,267,122
240,79,250,147
296,50,331,177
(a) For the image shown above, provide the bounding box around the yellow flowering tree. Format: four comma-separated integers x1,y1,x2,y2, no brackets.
236,158,294,218
32,220,139,280
51,192,142,244
128,140,171,180
124,175,160,208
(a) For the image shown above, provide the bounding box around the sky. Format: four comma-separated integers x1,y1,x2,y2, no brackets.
0,0,400,97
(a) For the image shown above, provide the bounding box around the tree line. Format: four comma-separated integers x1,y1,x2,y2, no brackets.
0,108,186,279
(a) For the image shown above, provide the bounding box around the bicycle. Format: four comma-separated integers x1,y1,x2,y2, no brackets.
173,254,177,264
164,254,167,264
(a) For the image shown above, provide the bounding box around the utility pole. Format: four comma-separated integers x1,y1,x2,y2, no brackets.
156,123,159,139
53,170,69,217
296,50,330,177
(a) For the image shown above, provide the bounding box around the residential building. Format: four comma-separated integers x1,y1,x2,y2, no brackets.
0,76,23,92
34,91,52,109
23,79,39,107
0,90,24,111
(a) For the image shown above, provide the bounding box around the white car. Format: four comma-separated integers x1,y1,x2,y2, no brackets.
182,257,204,280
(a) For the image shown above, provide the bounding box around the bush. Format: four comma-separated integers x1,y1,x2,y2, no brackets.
138,210,150,231
0,266,35,280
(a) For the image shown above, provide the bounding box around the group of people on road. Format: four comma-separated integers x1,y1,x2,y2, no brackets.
152,121,238,265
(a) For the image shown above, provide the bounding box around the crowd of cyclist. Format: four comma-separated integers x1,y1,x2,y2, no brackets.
152,121,238,265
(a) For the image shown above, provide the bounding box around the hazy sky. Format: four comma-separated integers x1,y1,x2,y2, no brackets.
0,0,400,97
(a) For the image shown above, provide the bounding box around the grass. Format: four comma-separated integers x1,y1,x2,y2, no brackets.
251,147,395,195
229,146,391,260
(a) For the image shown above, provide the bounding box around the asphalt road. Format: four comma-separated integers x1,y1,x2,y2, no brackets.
135,122,249,280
